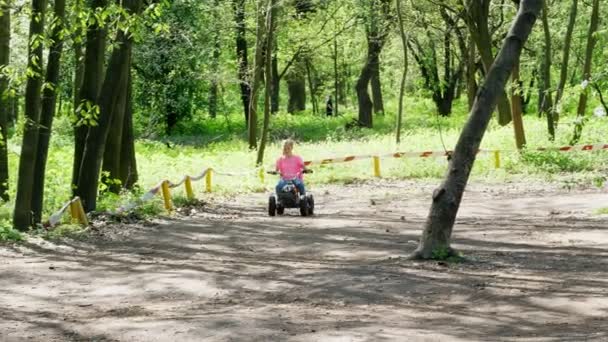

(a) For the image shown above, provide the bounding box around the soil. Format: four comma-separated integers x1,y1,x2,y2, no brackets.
1,180,607,342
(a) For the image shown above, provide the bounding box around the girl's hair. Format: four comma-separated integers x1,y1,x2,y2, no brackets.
283,139,295,148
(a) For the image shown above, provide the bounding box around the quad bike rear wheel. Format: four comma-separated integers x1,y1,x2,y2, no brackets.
299,196,308,216
277,205,284,215
269,196,277,216
307,194,314,216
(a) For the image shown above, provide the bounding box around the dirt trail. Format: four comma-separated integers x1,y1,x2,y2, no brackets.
1,180,607,342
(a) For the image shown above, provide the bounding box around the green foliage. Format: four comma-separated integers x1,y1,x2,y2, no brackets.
0,221,22,242
595,208,608,215
518,151,595,173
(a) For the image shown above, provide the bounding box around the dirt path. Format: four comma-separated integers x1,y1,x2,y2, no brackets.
1,181,607,341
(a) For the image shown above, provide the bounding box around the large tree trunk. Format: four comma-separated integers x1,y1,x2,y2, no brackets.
119,73,138,190
72,0,107,192
370,56,384,115
0,0,11,201
465,0,512,126
540,0,554,140
256,0,276,165
271,48,280,113
554,0,577,117
411,0,541,260
248,0,266,149
76,0,142,212
395,0,407,143
31,0,66,223
233,0,250,123
13,0,47,230
571,0,599,144
466,35,477,111
305,57,317,114
356,39,382,128
101,59,130,194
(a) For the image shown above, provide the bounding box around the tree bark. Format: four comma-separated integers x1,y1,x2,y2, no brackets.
271,48,279,113
371,56,384,115
356,38,382,128
119,73,137,190
72,0,108,192
256,0,276,166
333,36,339,116
466,35,477,111
305,57,317,115
571,0,599,144
233,0,250,123
0,0,11,201
13,0,47,230
76,0,142,212
395,0,407,144
248,0,266,149
554,0,577,116
540,0,554,140
31,0,66,223
411,0,541,260
465,0,513,126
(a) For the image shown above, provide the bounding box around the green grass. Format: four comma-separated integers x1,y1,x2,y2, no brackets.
2,97,608,226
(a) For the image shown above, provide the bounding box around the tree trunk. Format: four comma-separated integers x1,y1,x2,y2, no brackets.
271,48,280,113
371,56,384,115
101,59,130,194
13,0,47,230
119,73,137,190
248,0,266,149
287,61,306,113
233,0,250,123
0,0,11,201
76,0,142,212
208,0,220,119
356,39,382,128
511,61,526,149
411,0,541,260
466,35,477,111
540,0,554,140
466,0,512,126
31,0,66,223
72,0,108,192
256,0,276,166
333,36,339,116
395,0,407,144
554,0,577,116
571,0,599,144
305,57,317,115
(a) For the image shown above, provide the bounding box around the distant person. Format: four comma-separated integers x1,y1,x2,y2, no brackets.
325,95,333,117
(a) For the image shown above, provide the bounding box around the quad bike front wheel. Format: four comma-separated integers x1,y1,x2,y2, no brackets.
269,196,277,216
277,205,285,215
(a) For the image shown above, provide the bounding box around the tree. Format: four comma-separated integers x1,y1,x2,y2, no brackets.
248,0,266,149
462,0,513,126
72,0,108,191
410,0,542,260
553,0,577,117
539,0,554,140
208,0,221,119
32,0,66,224
76,0,143,212
13,0,47,230
233,0,251,123
356,0,392,128
256,0,277,166
0,0,11,201
395,0,408,143
571,0,599,144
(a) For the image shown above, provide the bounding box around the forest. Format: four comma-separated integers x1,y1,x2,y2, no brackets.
1,0,608,340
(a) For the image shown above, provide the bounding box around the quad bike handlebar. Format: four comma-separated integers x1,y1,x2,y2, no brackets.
266,169,313,175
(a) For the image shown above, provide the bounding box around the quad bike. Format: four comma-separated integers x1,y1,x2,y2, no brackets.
267,170,314,217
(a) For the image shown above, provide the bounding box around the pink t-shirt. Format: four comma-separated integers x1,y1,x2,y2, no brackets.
276,155,305,180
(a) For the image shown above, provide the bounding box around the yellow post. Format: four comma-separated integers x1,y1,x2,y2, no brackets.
205,168,212,193
494,150,501,169
258,167,265,184
74,197,89,226
69,200,79,224
184,176,195,200
373,156,381,177
161,180,173,211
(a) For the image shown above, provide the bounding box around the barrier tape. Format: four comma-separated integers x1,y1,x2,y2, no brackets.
45,142,608,227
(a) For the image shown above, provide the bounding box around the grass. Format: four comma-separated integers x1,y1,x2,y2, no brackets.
2,96,608,229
